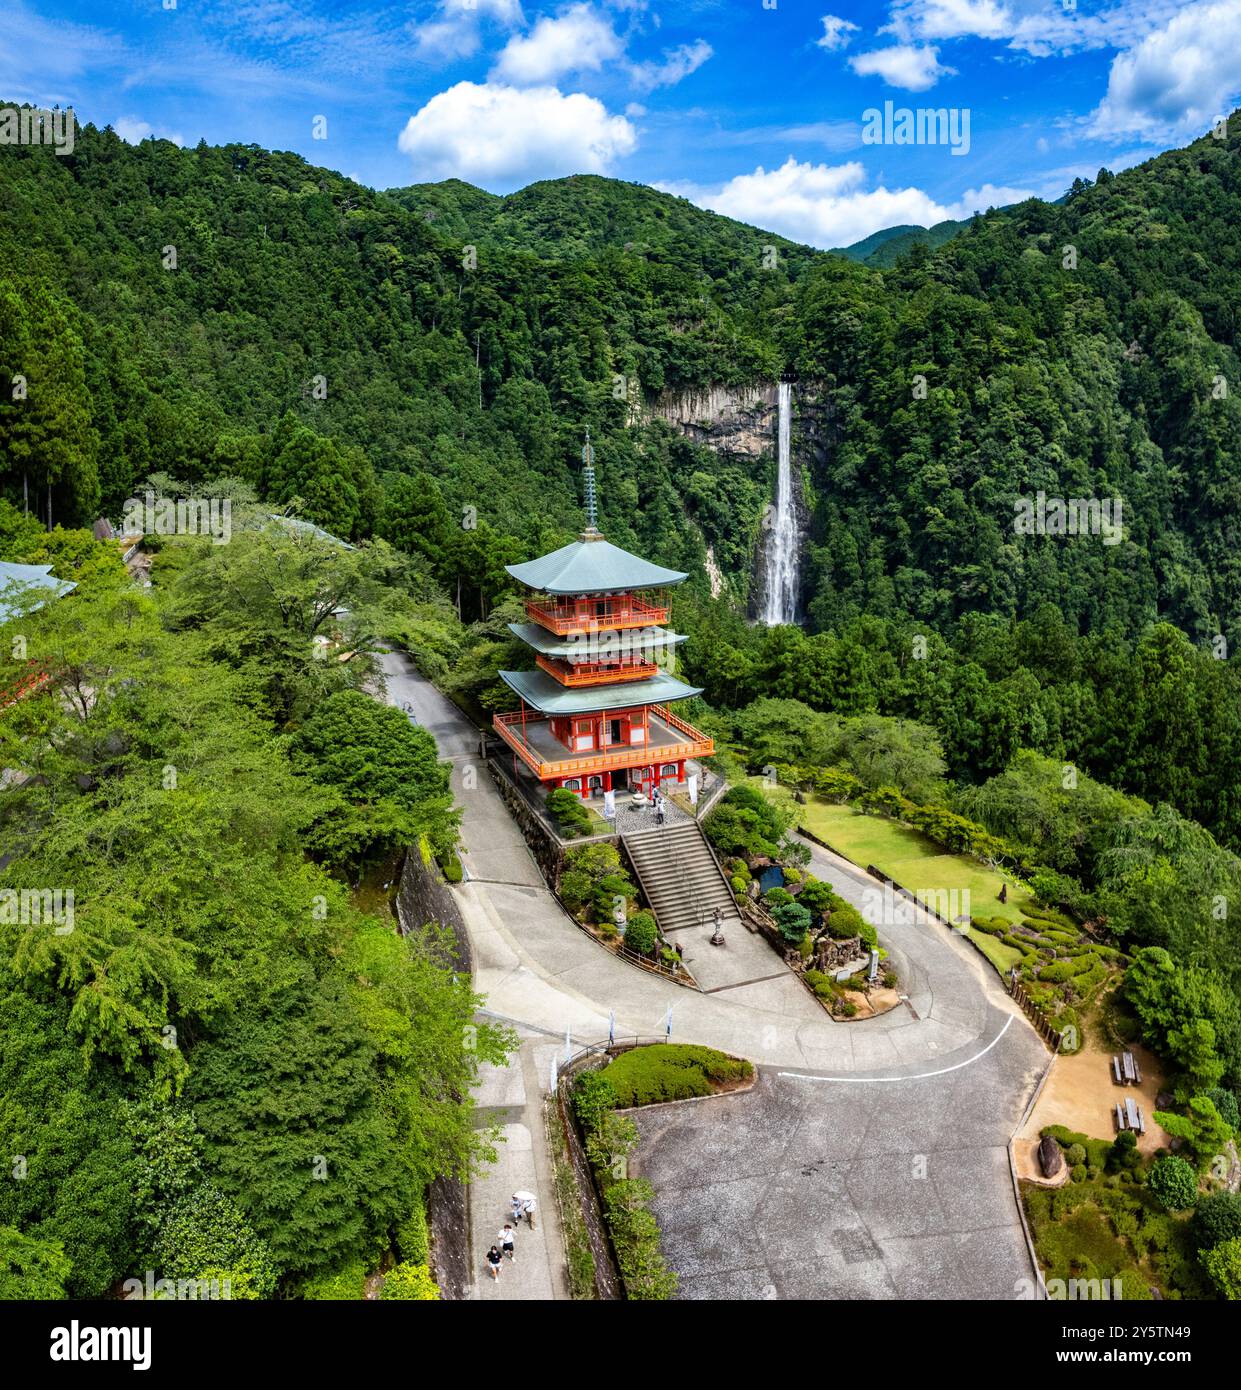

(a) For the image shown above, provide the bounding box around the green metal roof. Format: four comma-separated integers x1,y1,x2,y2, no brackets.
505,532,687,595
507,622,687,657
0,562,76,623
498,667,702,715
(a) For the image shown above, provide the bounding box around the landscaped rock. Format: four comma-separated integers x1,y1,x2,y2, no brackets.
1038,1136,1064,1178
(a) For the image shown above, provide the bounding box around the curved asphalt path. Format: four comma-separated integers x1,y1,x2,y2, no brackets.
381,651,1049,1299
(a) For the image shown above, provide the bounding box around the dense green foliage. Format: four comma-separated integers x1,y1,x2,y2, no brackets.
0,528,508,1297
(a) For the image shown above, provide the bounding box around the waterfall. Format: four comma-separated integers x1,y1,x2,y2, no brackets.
762,380,799,625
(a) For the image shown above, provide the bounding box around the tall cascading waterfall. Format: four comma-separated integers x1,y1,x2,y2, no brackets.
762,380,799,625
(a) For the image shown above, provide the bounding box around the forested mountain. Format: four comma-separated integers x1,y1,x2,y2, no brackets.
390,172,823,277
833,217,967,265
4,110,1241,650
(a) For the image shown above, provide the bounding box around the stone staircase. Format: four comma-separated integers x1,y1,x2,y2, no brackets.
622,821,737,935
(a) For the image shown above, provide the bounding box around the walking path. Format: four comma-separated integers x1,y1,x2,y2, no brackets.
380,650,1048,1299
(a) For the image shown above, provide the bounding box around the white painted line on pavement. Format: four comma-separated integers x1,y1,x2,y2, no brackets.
779,1014,1014,1084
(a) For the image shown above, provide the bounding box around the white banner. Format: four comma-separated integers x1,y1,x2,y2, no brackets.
687,773,699,806
603,789,616,820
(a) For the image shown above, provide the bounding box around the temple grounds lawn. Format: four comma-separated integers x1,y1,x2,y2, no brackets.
798,799,1039,927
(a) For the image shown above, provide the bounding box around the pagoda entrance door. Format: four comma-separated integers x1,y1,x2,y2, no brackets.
609,718,623,744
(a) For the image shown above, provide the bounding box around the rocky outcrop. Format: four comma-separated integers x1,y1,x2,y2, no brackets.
645,383,777,458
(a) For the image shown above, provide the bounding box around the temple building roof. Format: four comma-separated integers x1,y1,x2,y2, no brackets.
0,562,76,623
498,667,702,715
505,532,687,596
507,622,687,657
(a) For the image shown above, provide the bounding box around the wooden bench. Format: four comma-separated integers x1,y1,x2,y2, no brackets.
1122,1051,1137,1084
1115,1101,1127,1132
1125,1096,1143,1133
1111,1056,1124,1085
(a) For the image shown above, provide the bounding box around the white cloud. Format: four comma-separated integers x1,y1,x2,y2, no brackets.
114,115,184,146
850,43,955,90
414,0,525,62
627,38,712,92
396,80,637,187
679,156,1034,249
492,4,622,84
897,0,1013,41
816,15,860,51
883,0,1189,59
1086,0,1241,139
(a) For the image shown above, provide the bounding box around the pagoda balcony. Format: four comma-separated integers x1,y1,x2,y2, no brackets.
524,594,670,636
493,704,713,781
534,653,661,687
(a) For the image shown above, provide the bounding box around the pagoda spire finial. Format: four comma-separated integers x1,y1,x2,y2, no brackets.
581,427,600,537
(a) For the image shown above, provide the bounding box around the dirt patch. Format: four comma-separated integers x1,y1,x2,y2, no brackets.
1019,1037,1171,1156
1013,1136,1071,1185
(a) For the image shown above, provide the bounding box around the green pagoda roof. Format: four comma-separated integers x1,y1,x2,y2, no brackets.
505,532,687,596
507,623,687,657
498,667,702,715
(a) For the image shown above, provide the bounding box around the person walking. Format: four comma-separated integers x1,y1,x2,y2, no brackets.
485,1245,503,1281
512,1190,537,1229
499,1223,517,1262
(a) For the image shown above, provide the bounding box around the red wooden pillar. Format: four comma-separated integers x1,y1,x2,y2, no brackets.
603,770,612,792
677,759,685,784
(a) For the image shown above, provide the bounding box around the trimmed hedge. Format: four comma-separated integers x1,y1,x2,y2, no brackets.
598,1044,752,1108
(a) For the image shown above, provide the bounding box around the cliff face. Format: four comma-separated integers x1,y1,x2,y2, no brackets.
646,384,778,459
646,382,835,620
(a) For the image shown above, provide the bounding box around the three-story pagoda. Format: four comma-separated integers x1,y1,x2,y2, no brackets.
494,519,713,801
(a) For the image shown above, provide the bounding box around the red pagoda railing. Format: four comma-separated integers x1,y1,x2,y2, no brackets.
525,595,670,636
493,704,713,780
0,665,50,716
534,653,660,687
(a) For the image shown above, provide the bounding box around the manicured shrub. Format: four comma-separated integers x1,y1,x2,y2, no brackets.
1190,1192,1241,1252
797,878,834,913
593,872,637,922
1202,1238,1241,1300
558,868,593,912
1106,1130,1141,1174
763,887,794,909
601,1179,677,1300
298,1256,369,1300
772,901,813,943
1066,1143,1087,1166
1205,1088,1240,1133
547,788,593,837
803,969,835,1000
598,1044,751,1108
380,1262,439,1299
622,911,658,956
1070,1164,1087,1183
1147,1156,1198,1211
395,1200,429,1265
573,1071,619,1134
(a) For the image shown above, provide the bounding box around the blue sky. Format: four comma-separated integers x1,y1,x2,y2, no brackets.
5,0,1240,247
